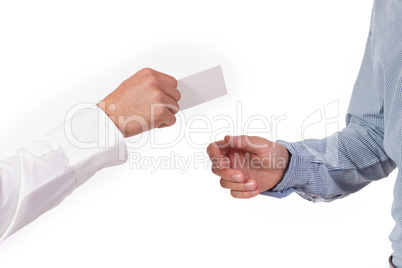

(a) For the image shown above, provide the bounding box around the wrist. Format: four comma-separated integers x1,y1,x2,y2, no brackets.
97,101,124,136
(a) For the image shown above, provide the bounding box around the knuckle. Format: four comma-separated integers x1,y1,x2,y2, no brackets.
146,76,160,88
163,74,178,88
154,107,167,118
161,106,170,114
151,89,164,102
140,67,155,75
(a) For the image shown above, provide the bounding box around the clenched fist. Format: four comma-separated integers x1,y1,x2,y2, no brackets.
98,68,181,137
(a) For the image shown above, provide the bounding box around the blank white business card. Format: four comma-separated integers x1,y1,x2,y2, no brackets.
177,65,227,110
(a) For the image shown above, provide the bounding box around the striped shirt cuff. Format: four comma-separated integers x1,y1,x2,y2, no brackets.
260,140,312,198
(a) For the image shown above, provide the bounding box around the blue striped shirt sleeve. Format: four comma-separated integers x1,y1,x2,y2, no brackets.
261,32,396,202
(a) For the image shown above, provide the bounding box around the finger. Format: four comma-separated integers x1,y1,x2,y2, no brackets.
211,167,245,182
159,112,176,127
160,94,180,114
152,101,177,128
230,189,260,199
207,140,231,169
137,68,179,99
224,135,268,155
152,69,178,88
220,178,257,191
161,83,181,102
207,140,231,158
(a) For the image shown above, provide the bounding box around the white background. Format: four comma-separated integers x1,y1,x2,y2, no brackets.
0,0,395,267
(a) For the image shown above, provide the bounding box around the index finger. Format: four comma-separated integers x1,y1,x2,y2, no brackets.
161,83,181,102
151,70,181,102
207,140,231,169
153,70,178,88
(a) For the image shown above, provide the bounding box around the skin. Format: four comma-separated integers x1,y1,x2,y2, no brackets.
207,135,290,198
98,68,289,198
98,68,181,138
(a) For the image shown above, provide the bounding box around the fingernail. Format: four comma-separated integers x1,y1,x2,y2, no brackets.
232,174,242,182
245,181,255,190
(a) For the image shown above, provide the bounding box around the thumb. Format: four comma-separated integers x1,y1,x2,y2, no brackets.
224,135,269,155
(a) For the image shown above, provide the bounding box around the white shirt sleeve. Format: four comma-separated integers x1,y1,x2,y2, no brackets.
0,104,127,242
